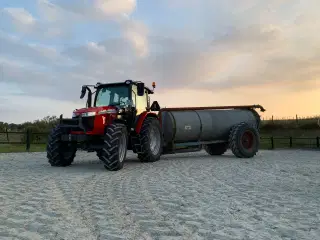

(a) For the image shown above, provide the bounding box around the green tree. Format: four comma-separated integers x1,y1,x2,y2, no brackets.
0,116,59,132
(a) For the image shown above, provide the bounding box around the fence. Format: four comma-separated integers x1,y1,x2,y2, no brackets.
0,130,49,152
0,130,319,152
259,136,320,149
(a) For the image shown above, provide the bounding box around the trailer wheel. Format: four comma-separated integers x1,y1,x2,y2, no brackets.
46,125,77,166
229,122,259,158
99,123,128,171
204,142,228,156
138,117,163,162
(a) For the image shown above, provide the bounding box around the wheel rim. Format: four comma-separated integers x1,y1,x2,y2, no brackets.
149,125,161,155
118,132,127,162
241,130,254,150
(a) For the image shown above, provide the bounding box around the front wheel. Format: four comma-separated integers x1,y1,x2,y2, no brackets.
46,125,77,167
98,123,128,171
137,118,163,162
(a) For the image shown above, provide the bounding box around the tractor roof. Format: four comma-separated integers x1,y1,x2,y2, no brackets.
95,80,154,94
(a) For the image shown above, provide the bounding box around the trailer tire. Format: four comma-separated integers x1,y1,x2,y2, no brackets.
229,122,259,158
137,117,163,162
99,123,128,171
204,142,228,156
46,125,76,167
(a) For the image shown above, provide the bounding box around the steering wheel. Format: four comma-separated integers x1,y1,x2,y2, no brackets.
119,98,128,106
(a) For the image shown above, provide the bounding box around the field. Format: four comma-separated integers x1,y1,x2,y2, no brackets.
0,150,319,240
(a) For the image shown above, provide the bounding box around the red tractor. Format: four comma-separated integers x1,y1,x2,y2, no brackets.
46,80,265,171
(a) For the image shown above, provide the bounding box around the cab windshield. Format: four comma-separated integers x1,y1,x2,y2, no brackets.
95,85,130,107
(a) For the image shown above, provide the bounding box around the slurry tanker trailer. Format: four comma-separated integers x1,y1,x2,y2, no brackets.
46,80,265,171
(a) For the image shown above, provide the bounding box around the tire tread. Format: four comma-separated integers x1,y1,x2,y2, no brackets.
98,123,127,171
228,122,259,158
46,125,76,167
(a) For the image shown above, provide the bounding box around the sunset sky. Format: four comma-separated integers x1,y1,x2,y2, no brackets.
0,0,319,123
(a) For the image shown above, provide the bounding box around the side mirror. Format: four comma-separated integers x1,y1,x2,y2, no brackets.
80,86,86,99
150,101,160,111
137,82,145,96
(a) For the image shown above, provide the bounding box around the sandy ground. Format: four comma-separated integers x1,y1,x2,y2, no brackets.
0,150,319,240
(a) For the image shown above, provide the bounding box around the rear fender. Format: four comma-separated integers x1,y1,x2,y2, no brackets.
134,111,158,134
248,109,261,129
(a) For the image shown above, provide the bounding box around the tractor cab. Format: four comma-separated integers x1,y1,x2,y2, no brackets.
67,80,160,135
78,80,156,111
92,80,156,114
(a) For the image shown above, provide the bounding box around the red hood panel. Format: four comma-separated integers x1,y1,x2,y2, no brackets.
73,106,116,114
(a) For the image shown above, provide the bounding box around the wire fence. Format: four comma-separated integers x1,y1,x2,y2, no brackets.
0,131,319,152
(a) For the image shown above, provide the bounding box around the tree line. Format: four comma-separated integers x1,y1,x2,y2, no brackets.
0,116,59,133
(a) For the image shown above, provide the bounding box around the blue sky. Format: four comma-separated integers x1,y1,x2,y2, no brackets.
0,0,319,123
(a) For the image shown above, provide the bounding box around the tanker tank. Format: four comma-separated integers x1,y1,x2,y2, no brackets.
160,109,260,144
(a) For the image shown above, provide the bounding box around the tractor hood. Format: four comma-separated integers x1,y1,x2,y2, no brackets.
72,106,117,117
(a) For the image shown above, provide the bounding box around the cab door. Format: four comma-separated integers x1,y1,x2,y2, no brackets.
131,84,148,115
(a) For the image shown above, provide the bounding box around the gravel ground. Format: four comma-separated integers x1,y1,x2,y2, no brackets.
0,149,319,240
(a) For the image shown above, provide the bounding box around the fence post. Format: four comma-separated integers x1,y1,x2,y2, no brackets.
5,128,9,142
26,129,31,152
317,137,320,148
270,136,274,149
289,137,292,148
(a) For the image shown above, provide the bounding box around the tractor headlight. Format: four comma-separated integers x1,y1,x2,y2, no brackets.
81,111,96,117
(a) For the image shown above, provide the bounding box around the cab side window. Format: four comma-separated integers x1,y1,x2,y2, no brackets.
132,85,147,115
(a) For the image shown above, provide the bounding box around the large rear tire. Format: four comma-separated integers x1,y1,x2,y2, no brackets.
46,125,77,167
228,122,259,158
98,123,128,171
204,142,228,156
137,118,163,162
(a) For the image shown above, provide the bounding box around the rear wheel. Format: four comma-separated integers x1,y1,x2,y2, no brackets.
46,125,77,166
204,142,228,156
98,123,128,171
137,118,163,162
228,122,259,158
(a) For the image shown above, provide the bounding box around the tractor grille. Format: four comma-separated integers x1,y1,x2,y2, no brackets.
81,116,95,131
71,116,95,131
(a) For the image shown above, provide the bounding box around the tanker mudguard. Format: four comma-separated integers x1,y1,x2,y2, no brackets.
135,111,158,134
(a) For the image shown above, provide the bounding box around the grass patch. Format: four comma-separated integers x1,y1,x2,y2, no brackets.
0,144,46,153
1,136,319,153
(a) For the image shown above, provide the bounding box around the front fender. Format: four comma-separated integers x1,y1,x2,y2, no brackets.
134,111,158,134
